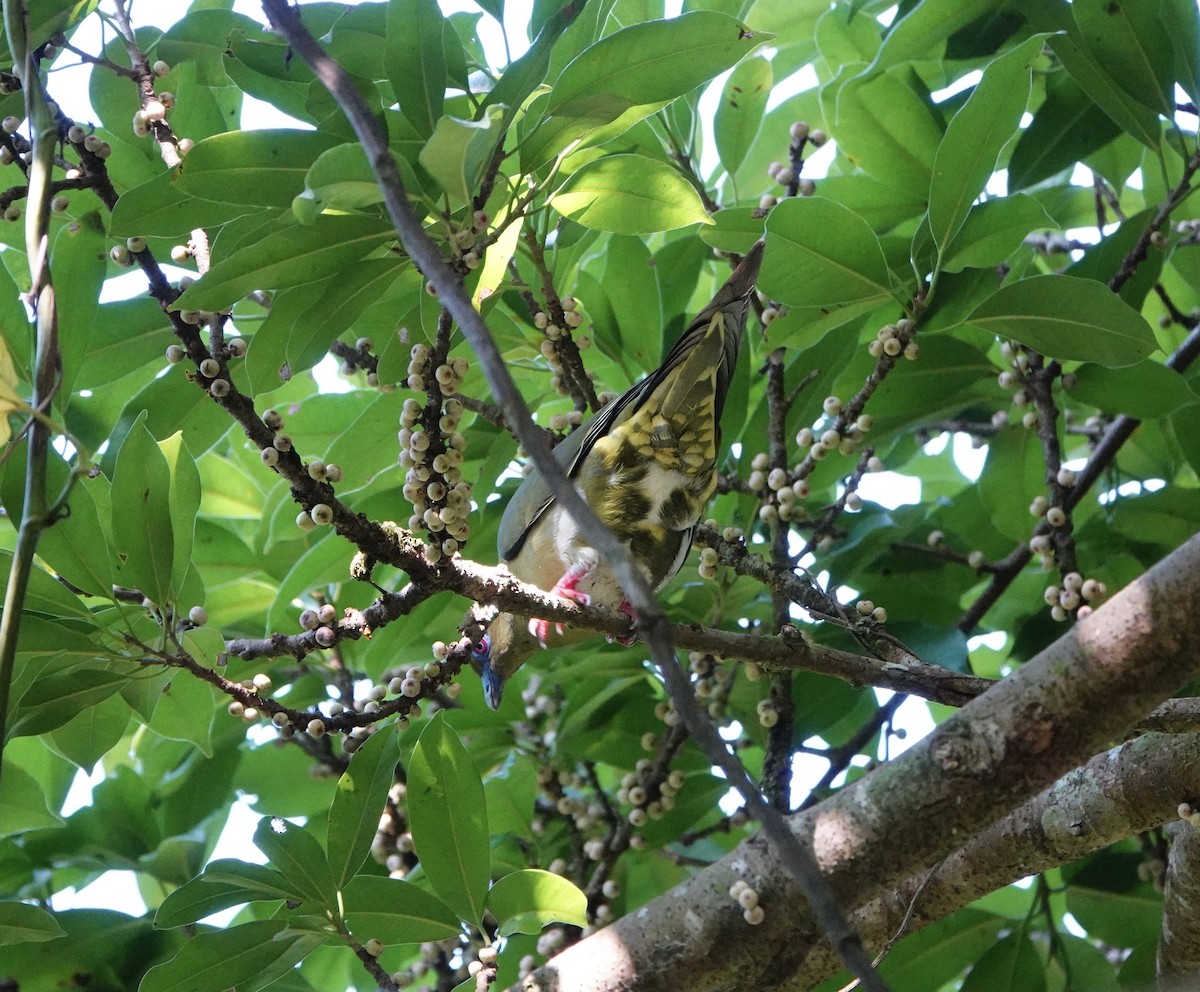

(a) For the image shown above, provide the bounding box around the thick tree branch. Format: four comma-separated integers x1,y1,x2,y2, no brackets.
524,532,1200,990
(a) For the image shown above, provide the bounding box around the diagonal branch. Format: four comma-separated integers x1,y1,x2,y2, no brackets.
257,2,890,988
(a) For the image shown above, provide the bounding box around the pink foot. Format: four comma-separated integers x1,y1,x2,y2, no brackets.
607,600,637,646
528,563,594,643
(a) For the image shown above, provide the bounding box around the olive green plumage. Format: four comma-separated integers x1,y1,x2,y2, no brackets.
471,240,765,709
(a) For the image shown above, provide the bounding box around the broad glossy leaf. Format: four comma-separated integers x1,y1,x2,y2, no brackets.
522,11,769,167
1163,0,1200,104
252,817,338,914
407,713,489,926
138,920,322,992
148,674,216,755
1008,70,1121,191
1072,0,1174,117
111,414,175,607
10,669,129,739
960,932,1046,992
762,196,898,308
875,908,1006,988
714,55,771,176
110,170,266,238
418,105,506,205
0,902,64,944
821,66,942,197
550,154,713,233
52,212,107,400
157,432,201,601
487,869,588,936
173,215,395,313
1051,33,1161,149
929,37,1041,251
941,194,1055,273
156,860,301,928
0,762,62,836
157,9,268,85
175,129,341,208
46,692,129,771
871,0,995,71
1070,361,1198,418
327,725,400,887
387,0,446,138
965,275,1157,367
341,876,463,944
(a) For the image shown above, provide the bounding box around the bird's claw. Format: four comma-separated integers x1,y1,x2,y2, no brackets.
606,600,637,646
528,584,592,644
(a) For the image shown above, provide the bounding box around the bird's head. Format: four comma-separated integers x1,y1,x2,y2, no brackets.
468,612,541,710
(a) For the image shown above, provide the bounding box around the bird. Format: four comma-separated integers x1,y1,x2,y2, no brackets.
470,240,765,710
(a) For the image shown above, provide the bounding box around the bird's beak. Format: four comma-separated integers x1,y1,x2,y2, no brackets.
481,661,506,710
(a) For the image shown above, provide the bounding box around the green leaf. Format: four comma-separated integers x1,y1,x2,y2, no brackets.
0,902,65,944
965,275,1157,367
52,212,107,400
407,713,489,926
156,860,302,928
10,669,129,739
1051,33,1161,149
481,0,583,124
1163,0,1200,105
550,154,713,234
148,674,216,755
1071,0,1174,117
1070,361,1198,418
110,413,175,607
960,932,1046,992
175,129,342,208
157,9,268,85
341,876,463,944
110,170,266,238
387,0,446,138
762,196,898,308
486,869,588,936
137,920,322,992
929,37,1041,251
418,105,506,206
173,214,395,313
522,11,770,168
156,432,201,603
0,762,63,836
821,66,943,198
876,908,1006,988
252,817,338,914
1007,70,1121,191
941,194,1055,273
327,725,400,888
870,0,996,71
46,692,130,771
298,142,421,216
714,55,771,177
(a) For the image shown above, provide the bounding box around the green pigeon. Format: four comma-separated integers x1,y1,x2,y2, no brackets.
471,240,765,709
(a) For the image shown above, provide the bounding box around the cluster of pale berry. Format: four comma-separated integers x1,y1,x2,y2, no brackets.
796,396,886,473
1041,571,1107,621
449,209,490,271
533,295,591,398
0,110,116,220
130,60,195,160
1029,475,1075,534
398,352,473,560
536,765,609,841
688,650,733,719
373,935,479,989
616,751,685,829
866,318,919,361
728,878,766,926
225,672,288,730
371,781,416,881
759,121,827,210
165,329,248,401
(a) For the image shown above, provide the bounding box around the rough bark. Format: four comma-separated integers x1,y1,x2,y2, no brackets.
520,534,1200,992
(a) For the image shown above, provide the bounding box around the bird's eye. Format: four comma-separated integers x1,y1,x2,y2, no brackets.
471,635,490,659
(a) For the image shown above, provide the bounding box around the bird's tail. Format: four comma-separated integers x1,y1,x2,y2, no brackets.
657,240,765,421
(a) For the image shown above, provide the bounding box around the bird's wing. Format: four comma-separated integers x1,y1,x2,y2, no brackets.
498,240,764,564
